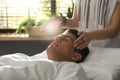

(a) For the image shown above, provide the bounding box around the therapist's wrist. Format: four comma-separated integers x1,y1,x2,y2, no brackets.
61,16,67,27
87,32,93,41
51,15,67,27
59,13,67,27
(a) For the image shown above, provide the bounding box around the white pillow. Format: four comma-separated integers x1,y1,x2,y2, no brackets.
80,47,120,80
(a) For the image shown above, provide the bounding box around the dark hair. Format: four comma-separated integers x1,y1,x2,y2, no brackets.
67,29,79,38
74,47,89,63
67,29,89,63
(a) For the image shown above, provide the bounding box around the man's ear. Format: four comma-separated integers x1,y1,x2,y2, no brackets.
71,52,82,62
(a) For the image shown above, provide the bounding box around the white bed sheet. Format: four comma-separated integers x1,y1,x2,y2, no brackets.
80,47,120,80
31,47,120,80
0,47,120,80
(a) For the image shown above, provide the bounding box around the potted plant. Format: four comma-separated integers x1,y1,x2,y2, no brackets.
15,18,36,34
66,0,74,18
28,19,47,37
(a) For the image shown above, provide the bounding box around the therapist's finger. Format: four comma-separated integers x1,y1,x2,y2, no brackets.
76,40,88,49
77,31,84,35
74,31,85,43
74,32,86,47
77,37,90,49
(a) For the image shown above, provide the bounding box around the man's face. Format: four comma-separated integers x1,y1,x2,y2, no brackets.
47,30,78,62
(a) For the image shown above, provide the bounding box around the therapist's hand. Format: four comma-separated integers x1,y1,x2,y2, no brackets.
74,31,91,49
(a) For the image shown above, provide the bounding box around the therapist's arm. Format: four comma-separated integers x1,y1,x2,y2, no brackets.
87,2,120,40
42,0,79,28
65,0,79,28
74,2,120,49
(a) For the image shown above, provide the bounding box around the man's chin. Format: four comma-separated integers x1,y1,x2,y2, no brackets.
47,45,60,54
47,44,56,52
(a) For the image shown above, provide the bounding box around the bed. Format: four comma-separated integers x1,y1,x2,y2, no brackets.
80,47,120,80
0,40,120,80
30,47,120,80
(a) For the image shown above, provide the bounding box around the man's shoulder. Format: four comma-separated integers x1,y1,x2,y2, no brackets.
54,61,82,70
54,61,88,80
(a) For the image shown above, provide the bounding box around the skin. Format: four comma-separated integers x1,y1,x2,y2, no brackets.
74,3,120,49
43,1,120,49
46,30,81,62
66,2,120,49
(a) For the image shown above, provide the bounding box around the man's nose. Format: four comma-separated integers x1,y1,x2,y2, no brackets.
57,35,65,42
56,37,62,43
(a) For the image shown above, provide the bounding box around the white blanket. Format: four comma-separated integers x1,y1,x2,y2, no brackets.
0,53,87,80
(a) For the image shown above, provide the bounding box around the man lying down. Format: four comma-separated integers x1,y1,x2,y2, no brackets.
0,29,89,80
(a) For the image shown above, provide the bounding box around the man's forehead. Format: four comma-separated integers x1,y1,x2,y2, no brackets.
62,31,77,40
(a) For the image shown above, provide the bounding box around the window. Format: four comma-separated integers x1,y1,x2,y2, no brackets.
56,0,74,18
0,0,51,29
0,0,74,30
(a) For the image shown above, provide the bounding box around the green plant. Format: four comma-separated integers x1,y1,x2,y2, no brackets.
36,19,46,26
67,7,72,18
16,18,35,34
66,0,74,18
